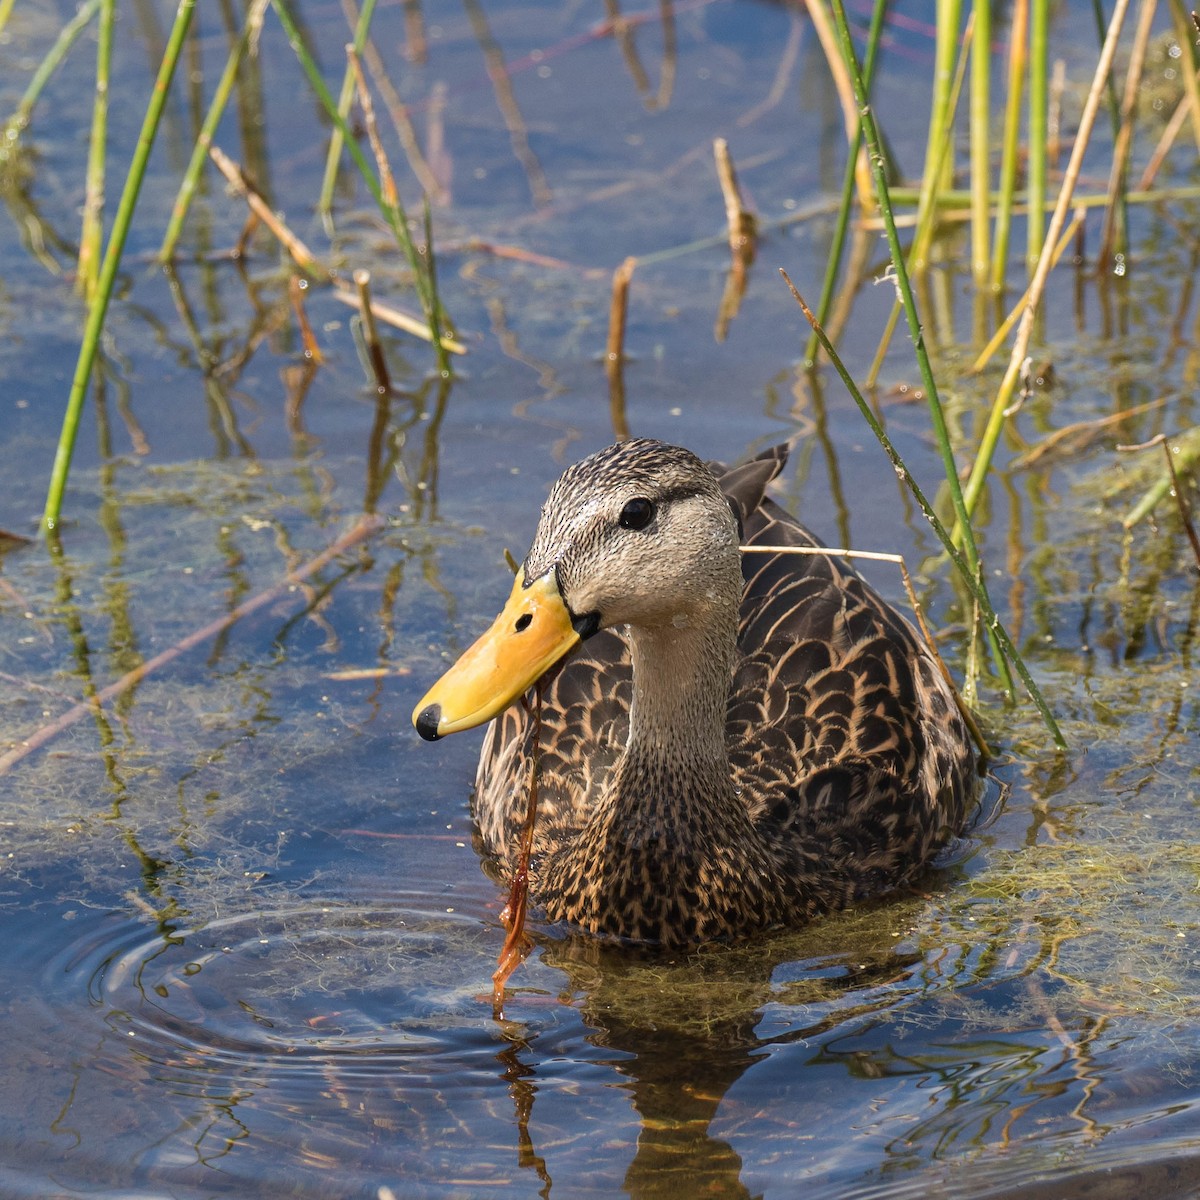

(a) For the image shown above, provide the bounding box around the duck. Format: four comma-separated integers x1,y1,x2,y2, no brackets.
413,438,979,946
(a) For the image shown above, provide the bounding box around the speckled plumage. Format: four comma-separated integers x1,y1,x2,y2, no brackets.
471,439,978,945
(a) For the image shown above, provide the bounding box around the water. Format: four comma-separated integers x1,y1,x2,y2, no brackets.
1,0,1199,1196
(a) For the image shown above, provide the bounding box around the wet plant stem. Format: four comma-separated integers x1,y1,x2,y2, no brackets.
159,0,270,262
270,0,451,376
318,0,380,219
804,0,887,367
960,0,1131,521
991,0,1027,289
782,271,1064,748
1027,0,1049,271
969,0,991,285
78,0,114,300
42,0,197,536
826,0,1012,695
2,0,101,146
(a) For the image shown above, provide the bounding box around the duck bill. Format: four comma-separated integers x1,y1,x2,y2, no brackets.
412,568,580,740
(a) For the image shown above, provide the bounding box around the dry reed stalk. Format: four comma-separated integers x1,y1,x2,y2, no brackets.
209,145,326,277
1138,78,1199,189
1098,0,1158,269
354,269,391,393
713,138,757,341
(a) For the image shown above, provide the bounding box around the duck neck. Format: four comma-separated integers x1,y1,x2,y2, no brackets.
622,615,735,776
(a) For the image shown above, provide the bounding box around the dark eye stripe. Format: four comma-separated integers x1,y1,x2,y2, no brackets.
618,497,655,530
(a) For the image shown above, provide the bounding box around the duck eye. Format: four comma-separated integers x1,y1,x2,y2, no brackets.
618,497,655,531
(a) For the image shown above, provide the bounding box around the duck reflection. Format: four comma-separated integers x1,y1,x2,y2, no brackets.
492,901,936,1198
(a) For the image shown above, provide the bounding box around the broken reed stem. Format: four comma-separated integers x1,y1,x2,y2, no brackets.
354,269,391,393
606,256,637,368
741,545,991,758
713,138,757,257
330,288,466,354
208,144,326,277
1138,71,1200,190
288,276,323,363
0,514,385,777
960,0,1132,521
492,685,543,1018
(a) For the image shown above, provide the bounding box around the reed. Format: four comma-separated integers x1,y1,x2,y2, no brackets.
270,0,451,375
826,0,1017,699
76,0,113,300
159,0,271,262
42,0,197,536
2,0,101,148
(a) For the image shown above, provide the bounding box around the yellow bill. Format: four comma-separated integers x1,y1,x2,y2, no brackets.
412,568,581,740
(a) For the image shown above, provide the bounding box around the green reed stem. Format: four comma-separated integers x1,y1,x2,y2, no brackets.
270,0,450,375
990,0,1027,289
826,0,1014,697
2,0,101,146
784,271,1063,747
1026,0,1048,271
318,0,379,220
968,0,991,286
961,0,1132,521
0,0,16,37
912,0,962,273
159,0,269,262
804,0,889,366
42,0,197,535
78,0,114,300
1166,0,1200,155
868,14,971,386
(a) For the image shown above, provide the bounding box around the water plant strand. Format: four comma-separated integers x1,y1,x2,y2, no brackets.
42,0,197,535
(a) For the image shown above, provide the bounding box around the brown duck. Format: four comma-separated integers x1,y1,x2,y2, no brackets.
413,439,978,945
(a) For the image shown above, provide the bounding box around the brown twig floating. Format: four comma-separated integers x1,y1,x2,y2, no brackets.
0,514,385,777
209,144,327,278
492,684,543,1018
288,275,323,363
